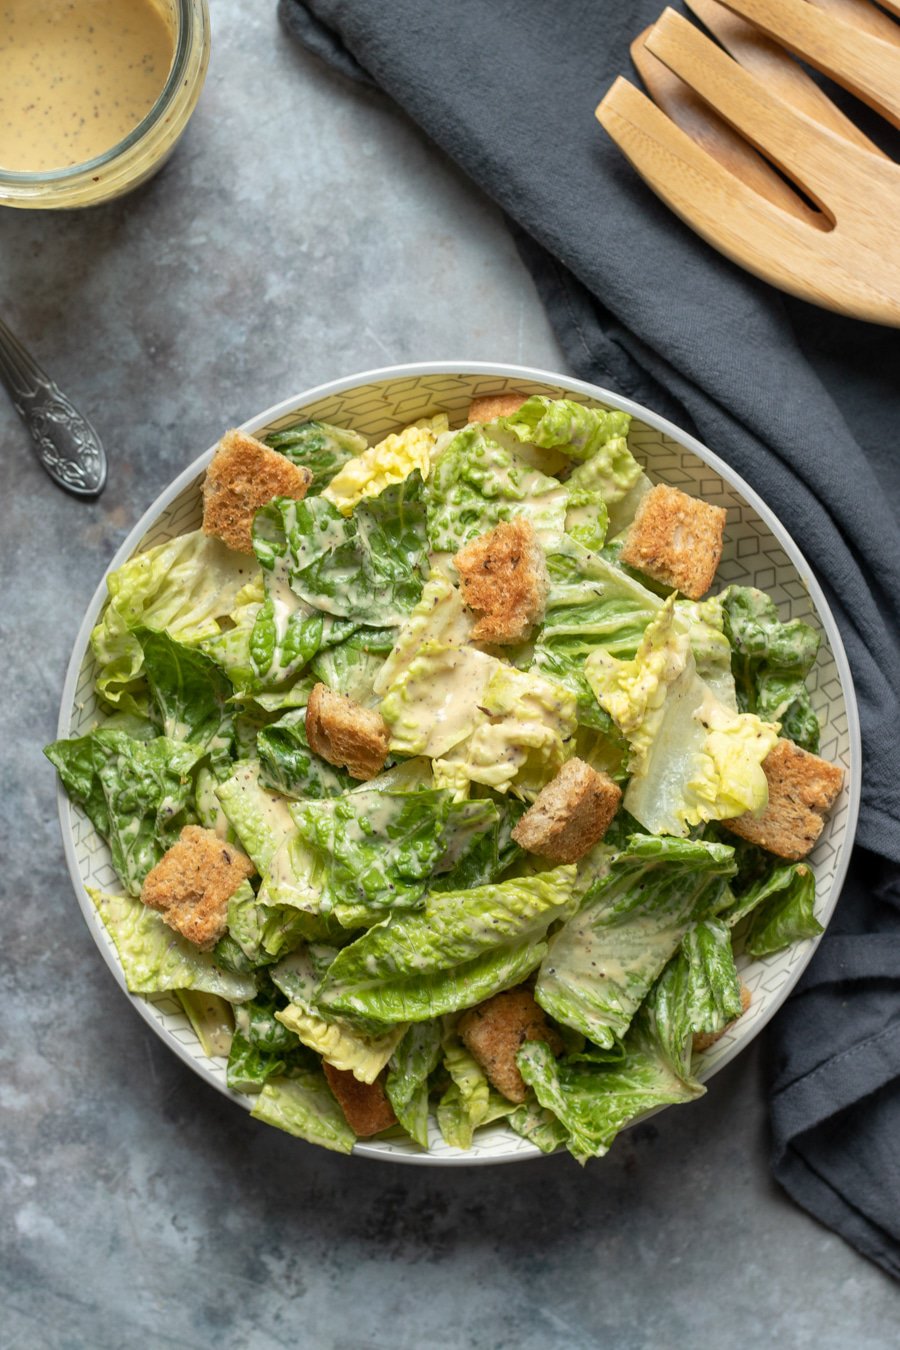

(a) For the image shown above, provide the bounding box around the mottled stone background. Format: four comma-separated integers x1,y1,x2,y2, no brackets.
1,4,895,1346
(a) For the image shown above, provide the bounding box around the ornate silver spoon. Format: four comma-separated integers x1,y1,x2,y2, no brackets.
0,316,107,497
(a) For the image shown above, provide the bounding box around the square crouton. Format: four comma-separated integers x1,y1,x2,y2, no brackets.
453,517,549,645
619,483,726,599
202,428,313,554
140,825,255,950
459,987,564,1104
306,682,390,781
467,392,528,424
511,758,622,863
323,1064,397,1137
692,982,752,1054
722,737,844,860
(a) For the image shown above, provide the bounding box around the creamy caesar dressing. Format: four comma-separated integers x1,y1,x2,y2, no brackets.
0,0,175,171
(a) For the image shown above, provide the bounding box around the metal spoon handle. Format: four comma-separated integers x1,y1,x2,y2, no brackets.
0,316,107,497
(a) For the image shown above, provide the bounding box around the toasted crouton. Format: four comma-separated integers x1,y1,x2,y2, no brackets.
453,517,549,645
202,428,313,554
467,392,528,424
619,483,726,599
459,987,564,1104
306,682,390,781
140,825,255,950
323,1064,397,1137
692,982,752,1054
722,737,844,860
511,758,622,863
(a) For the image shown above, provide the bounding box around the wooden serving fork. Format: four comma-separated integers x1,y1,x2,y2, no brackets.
596,0,900,324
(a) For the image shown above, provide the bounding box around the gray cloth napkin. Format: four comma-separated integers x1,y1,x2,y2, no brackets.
279,0,900,1278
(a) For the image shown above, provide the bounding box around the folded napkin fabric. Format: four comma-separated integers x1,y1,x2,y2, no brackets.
279,0,900,1278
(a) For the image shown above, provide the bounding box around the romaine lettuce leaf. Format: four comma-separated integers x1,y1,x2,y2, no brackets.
215,760,295,874
720,586,821,751
270,946,405,1081
250,1072,357,1152
535,836,735,1046
174,990,234,1057
675,597,737,708
252,472,429,628
290,787,454,924
262,419,367,492
426,426,568,553
323,415,449,514
316,867,577,1026
499,396,635,469
45,729,206,894
386,1020,443,1148
88,888,257,1000
508,1097,571,1154
380,641,496,759
383,645,577,797
517,1026,702,1164
257,708,353,801
233,982,300,1052
223,880,311,964
276,1003,405,1083
436,1030,514,1148
587,599,779,835
373,571,473,699
138,627,235,768
644,916,743,1079
226,1032,290,1093
532,538,662,731
91,530,253,714
730,862,821,957
431,797,525,892
309,636,386,707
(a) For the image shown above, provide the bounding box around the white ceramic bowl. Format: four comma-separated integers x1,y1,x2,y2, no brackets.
56,363,861,1165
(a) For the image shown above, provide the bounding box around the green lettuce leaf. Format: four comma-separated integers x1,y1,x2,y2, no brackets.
88,888,256,1000
250,1072,357,1152
91,530,253,714
290,787,454,925
226,1032,289,1093
499,396,635,468
720,586,821,751
644,917,743,1079
276,1004,405,1082
174,990,235,1057
215,760,295,874
257,708,353,801
517,1026,703,1164
431,797,525,892
386,1020,443,1148
738,863,821,957
270,946,405,1081
425,426,568,553
436,1030,514,1149
586,598,780,835
532,538,662,732
262,419,367,492
252,472,429,628
138,627,235,770
508,1097,571,1154
535,836,735,1047
45,729,206,894
309,636,386,707
316,867,577,1026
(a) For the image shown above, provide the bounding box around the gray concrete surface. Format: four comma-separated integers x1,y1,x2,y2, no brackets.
1,4,896,1347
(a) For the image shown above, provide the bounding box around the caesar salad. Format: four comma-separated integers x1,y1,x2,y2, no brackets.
46,392,844,1161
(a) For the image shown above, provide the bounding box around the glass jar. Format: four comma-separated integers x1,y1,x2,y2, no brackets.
0,0,210,210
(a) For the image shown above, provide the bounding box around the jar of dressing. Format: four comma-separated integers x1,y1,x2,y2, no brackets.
0,0,210,209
